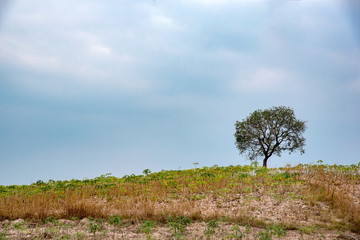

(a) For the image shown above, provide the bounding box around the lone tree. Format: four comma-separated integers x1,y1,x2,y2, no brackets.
234,106,306,167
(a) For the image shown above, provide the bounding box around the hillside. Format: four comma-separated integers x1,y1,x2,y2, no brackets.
0,163,359,239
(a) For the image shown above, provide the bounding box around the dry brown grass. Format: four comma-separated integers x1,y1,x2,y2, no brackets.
299,164,360,232
0,164,359,234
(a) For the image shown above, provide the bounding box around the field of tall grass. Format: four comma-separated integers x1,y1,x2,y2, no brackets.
0,162,359,239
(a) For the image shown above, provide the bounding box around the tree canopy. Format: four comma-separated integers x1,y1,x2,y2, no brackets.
234,106,306,167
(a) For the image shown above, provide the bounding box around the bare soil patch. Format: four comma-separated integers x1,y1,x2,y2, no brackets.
1,218,360,240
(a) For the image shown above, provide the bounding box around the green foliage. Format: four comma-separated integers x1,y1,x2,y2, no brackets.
298,226,316,235
267,224,286,237
74,232,86,240
0,231,8,240
88,218,103,236
227,224,252,239
44,215,58,224
234,106,306,167
255,224,287,240
108,215,123,226
167,216,191,238
204,219,219,237
256,230,273,240
139,220,157,234
1,163,358,202
13,221,25,230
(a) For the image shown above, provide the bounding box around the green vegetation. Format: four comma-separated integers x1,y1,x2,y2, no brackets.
139,220,157,239
167,216,191,239
227,224,252,239
0,231,8,240
255,224,287,240
88,218,103,236
0,162,359,239
204,219,219,237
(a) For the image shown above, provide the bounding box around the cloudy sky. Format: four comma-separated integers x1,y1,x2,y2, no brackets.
0,0,359,185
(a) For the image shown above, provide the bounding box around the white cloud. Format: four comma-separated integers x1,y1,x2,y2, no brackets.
145,5,187,32
0,34,60,71
151,14,173,26
89,43,111,55
231,67,303,93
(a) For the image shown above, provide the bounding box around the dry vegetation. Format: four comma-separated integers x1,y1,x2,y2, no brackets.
0,162,359,239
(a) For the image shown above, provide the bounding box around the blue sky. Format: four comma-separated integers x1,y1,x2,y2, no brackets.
0,0,359,185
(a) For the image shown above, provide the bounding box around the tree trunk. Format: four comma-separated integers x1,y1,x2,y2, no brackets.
263,157,269,168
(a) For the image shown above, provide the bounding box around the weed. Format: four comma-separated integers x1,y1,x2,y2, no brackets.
43,227,58,239
0,231,8,240
88,218,103,236
267,224,286,237
228,224,252,239
255,224,286,240
167,216,191,239
108,215,123,239
74,232,86,240
108,215,122,226
139,220,157,234
139,220,157,239
204,219,219,237
13,220,25,230
44,215,58,224
256,230,273,240
298,226,317,235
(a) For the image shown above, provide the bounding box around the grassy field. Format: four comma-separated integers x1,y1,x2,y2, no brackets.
0,162,359,239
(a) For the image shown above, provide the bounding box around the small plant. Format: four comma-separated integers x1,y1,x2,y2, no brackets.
108,215,123,226
256,224,286,240
228,224,252,239
204,219,219,237
256,230,272,240
298,226,316,235
13,221,25,230
108,215,123,238
267,224,286,237
88,218,103,236
0,231,8,240
167,216,191,239
139,220,157,239
143,169,151,175
139,220,156,234
74,232,86,240
44,215,58,224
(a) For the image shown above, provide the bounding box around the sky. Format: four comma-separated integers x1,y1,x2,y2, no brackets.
0,0,359,186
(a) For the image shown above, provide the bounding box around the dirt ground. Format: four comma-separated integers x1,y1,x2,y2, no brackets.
1,218,360,240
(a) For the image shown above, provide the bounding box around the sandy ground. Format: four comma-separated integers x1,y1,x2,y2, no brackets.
1,218,359,240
